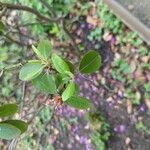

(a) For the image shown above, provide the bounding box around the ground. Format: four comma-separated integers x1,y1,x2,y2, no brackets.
0,0,150,150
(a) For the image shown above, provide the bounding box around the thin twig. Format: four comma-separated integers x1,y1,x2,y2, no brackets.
17,21,48,27
0,63,22,77
4,63,22,70
62,21,79,51
39,0,56,17
20,82,26,118
3,34,27,46
0,2,59,22
38,0,79,51
27,95,49,124
10,31,36,41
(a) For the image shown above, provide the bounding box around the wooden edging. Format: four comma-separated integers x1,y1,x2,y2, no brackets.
104,0,150,45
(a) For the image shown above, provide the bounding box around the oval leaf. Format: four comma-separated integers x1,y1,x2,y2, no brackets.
32,73,56,94
32,40,52,60
62,82,75,101
0,123,21,140
51,54,70,74
79,50,101,74
2,120,28,134
66,96,91,109
54,74,64,88
0,104,18,117
63,59,74,73
19,62,43,81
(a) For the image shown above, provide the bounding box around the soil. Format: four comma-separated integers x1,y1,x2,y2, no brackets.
1,2,150,150
50,20,150,150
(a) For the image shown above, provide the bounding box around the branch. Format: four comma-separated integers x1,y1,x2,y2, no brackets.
17,22,48,27
11,31,36,41
38,0,79,51
62,21,79,51
3,34,28,46
39,0,56,17
0,2,59,22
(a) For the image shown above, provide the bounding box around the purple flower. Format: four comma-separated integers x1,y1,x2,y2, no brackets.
119,124,126,133
86,144,92,150
108,102,114,107
94,101,99,106
88,24,94,29
80,92,84,97
139,105,145,112
72,126,78,134
81,23,86,29
67,143,72,149
80,136,87,144
114,124,126,133
114,127,118,132
111,36,116,44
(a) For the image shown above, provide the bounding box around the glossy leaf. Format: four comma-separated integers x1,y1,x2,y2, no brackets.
63,59,74,73
54,74,67,87
2,120,28,134
32,40,52,60
19,62,43,81
79,50,101,74
51,54,70,74
66,96,91,109
32,73,56,94
0,104,18,117
62,82,75,101
0,123,21,140
54,74,63,87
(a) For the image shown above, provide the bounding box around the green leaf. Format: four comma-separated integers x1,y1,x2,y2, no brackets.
19,62,43,81
2,120,28,134
62,82,75,101
0,21,5,33
63,59,74,73
37,40,52,60
32,73,56,94
54,74,64,87
79,50,101,74
0,104,18,117
66,96,91,109
32,40,52,60
0,123,21,140
51,54,70,74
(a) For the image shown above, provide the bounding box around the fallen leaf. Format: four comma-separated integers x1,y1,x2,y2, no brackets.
103,32,112,41
133,70,146,83
127,100,132,114
86,15,99,27
141,56,149,63
145,99,150,110
130,60,137,73
125,137,131,145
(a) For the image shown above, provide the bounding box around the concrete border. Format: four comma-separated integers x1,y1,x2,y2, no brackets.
104,0,150,45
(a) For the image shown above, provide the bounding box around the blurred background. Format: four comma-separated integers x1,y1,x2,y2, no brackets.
0,0,150,150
